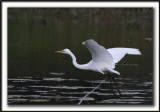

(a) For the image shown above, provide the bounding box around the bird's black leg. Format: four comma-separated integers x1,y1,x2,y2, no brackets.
109,75,122,96
106,74,117,96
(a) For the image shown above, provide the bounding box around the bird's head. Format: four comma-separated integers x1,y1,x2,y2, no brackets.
55,48,71,55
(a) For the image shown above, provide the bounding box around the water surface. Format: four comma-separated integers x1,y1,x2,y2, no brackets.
8,72,153,105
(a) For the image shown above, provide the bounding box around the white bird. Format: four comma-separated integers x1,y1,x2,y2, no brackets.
56,39,141,95
56,39,141,75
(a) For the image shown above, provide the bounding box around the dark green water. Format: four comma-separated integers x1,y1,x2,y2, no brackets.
8,8,153,105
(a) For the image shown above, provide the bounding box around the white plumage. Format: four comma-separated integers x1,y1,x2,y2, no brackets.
83,39,115,69
107,48,141,64
56,39,141,75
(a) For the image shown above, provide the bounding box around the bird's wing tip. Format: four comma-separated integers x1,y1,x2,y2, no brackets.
136,49,142,55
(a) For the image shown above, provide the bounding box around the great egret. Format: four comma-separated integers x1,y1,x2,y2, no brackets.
56,39,141,95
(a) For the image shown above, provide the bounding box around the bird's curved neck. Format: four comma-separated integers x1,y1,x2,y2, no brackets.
68,51,89,70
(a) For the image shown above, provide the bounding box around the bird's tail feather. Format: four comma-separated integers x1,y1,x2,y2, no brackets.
112,70,120,75
105,68,120,75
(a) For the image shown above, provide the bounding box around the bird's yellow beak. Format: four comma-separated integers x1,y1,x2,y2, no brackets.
55,51,64,53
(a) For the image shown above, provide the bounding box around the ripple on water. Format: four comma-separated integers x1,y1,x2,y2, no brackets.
43,78,79,82
49,72,65,75
8,76,153,105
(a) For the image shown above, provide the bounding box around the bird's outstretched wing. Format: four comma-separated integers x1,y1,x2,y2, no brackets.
107,48,141,63
83,39,115,69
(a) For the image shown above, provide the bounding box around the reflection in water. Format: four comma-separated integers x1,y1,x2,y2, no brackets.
8,73,152,105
